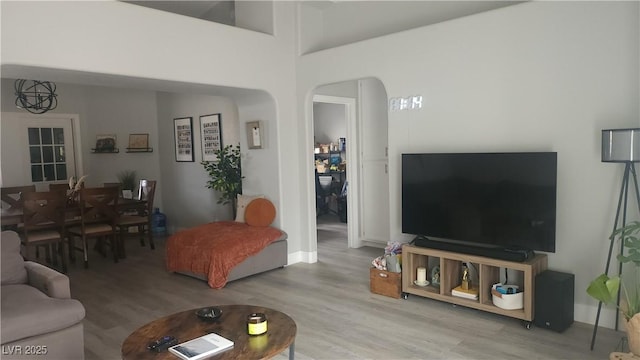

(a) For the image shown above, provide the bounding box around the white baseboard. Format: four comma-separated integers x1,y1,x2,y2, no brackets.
575,303,621,329
287,250,317,265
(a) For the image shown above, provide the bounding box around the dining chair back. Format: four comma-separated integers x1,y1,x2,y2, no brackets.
21,190,68,272
137,179,156,206
116,180,157,258
103,182,122,193
49,183,71,192
67,186,120,268
1,185,36,210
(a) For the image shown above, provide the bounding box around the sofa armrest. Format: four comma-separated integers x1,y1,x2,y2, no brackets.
24,261,71,299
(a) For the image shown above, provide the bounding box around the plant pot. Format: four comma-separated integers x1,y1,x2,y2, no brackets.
625,313,640,355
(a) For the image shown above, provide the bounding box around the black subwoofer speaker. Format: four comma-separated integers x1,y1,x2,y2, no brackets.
534,270,574,332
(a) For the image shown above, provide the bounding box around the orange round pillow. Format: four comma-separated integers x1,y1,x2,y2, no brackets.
244,198,276,227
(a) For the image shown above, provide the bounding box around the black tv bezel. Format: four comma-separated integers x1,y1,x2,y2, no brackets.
401,151,558,254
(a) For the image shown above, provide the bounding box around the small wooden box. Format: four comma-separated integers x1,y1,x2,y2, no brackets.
369,267,402,299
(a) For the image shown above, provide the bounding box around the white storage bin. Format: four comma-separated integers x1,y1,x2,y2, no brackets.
492,288,524,310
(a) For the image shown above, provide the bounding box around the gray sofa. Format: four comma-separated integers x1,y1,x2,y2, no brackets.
1,230,85,359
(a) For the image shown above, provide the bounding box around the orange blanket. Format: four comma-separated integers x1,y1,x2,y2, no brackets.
165,221,283,289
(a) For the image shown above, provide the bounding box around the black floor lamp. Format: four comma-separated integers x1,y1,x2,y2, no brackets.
590,128,640,350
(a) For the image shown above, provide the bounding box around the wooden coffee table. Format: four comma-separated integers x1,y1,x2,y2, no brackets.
121,305,296,360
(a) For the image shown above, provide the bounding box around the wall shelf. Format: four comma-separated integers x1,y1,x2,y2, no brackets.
91,148,119,153
125,147,153,153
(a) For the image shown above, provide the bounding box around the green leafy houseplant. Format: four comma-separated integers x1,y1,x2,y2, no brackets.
117,170,138,191
587,221,640,321
201,144,243,217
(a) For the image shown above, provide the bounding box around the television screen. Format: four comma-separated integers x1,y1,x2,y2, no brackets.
402,152,557,253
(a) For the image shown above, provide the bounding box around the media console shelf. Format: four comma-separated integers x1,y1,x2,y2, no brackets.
402,244,548,327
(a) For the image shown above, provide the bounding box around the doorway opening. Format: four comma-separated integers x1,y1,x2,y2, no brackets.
313,100,349,249
310,77,390,260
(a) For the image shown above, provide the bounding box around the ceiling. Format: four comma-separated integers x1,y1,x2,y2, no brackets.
122,1,523,49
123,0,236,25
4,1,524,94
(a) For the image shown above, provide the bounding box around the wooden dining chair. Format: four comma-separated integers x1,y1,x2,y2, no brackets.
21,190,68,273
1,185,36,231
116,180,156,258
103,182,122,193
1,185,36,210
67,186,120,268
49,183,71,192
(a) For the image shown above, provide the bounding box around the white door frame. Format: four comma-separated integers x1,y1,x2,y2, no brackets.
311,95,361,249
0,112,83,188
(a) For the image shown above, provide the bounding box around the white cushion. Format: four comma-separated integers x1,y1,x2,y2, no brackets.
235,194,264,222
1,231,27,285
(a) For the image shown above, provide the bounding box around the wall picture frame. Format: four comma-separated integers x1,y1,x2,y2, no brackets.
200,113,222,162
246,120,263,149
127,133,150,152
94,134,117,153
174,117,194,162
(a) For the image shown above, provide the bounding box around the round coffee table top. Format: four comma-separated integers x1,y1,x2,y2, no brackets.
121,304,297,360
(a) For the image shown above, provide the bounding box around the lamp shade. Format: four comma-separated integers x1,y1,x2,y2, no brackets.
602,128,640,162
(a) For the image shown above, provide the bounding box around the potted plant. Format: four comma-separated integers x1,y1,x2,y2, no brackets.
201,144,243,218
587,220,640,355
117,170,137,199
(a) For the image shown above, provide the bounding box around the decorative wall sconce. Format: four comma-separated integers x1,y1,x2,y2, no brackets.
14,79,58,114
246,121,263,149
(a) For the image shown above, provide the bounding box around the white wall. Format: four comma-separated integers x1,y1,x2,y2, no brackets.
313,103,346,145
156,92,239,231
82,86,160,188
297,1,639,327
3,0,639,328
1,79,162,200
301,1,518,53
235,1,273,35
1,1,301,256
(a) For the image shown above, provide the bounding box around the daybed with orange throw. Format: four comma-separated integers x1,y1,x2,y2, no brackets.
165,197,287,289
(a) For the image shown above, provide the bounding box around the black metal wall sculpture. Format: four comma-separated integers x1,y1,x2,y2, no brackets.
14,79,58,114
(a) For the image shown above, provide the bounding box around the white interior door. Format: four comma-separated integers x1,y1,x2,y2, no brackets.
359,79,390,243
1,112,78,189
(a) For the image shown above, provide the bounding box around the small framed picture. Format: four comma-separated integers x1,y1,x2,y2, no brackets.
200,113,222,162
94,134,117,152
246,121,263,149
128,133,150,151
174,117,194,162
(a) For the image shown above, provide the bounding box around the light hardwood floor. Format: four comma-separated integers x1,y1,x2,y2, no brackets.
60,216,625,360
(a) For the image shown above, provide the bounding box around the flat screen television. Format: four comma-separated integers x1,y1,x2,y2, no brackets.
402,152,557,253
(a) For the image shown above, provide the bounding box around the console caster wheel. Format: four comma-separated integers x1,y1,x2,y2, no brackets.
402,292,409,300
524,321,532,329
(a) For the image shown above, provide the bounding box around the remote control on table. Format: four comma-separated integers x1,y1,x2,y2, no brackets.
147,336,177,352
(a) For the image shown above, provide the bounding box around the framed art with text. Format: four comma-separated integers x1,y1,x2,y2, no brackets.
174,117,194,162
200,113,222,162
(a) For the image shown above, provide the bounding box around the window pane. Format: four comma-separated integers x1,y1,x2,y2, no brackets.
55,146,66,162
42,146,54,163
43,164,55,181
56,164,67,180
28,128,40,145
53,128,64,144
29,146,42,163
31,165,43,182
41,128,53,144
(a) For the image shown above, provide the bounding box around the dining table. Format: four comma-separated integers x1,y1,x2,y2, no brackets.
1,196,147,259
1,208,23,227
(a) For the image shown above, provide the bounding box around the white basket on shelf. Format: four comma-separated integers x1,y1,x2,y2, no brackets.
491,283,524,310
